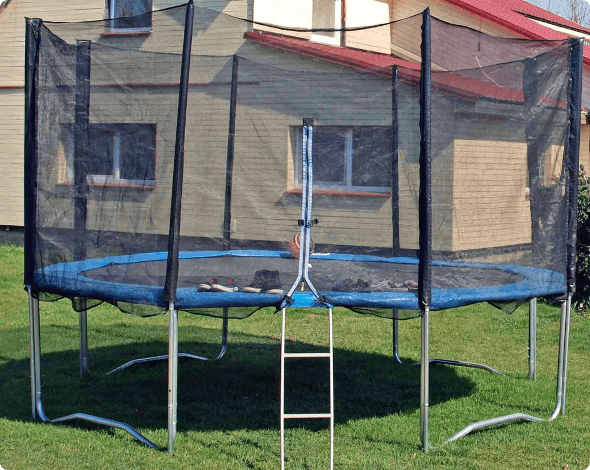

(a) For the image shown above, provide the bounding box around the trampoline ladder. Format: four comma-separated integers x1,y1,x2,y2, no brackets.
280,307,334,470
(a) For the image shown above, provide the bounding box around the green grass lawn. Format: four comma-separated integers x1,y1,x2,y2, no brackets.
0,243,589,469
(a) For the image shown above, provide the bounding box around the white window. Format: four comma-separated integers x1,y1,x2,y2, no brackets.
291,126,392,193
108,0,153,32
59,123,157,188
311,0,341,46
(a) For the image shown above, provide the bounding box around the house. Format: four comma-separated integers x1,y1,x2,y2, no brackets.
2,0,587,258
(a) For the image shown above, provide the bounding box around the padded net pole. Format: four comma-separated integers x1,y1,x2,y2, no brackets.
164,0,195,304
566,38,583,295
24,18,41,288
223,55,240,250
74,40,91,262
391,66,400,254
523,57,544,266
419,8,432,452
418,9,432,309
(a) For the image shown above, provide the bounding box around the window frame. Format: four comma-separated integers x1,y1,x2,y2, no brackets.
289,125,393,195
106,0,153,34
58,122,157,189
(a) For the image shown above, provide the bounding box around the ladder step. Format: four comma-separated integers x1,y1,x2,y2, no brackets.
284,413,331,419
284,352,331,359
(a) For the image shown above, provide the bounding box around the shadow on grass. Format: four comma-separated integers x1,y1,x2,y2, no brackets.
0,324,474,436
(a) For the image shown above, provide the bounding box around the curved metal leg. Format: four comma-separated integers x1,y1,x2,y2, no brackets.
426,359,506,375
28,287,157,449
392,309,402,363
414,300,540,376
106,307,229,375
443,298,570,444
527,298,537,380
412,358,507,374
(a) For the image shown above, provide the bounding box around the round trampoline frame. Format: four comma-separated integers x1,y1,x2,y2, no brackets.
35,250,566,311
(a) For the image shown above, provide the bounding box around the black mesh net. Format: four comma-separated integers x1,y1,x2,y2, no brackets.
25,3,579,320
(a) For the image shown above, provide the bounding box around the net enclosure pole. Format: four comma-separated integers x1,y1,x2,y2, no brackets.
74,40,92,377
24,17,41,421
528,298,537,380
391,65,403,363
223,55,239,249
165,0,194,454
164,0,194,305
392,65,400,254
566,37,583,298
24,18,41,290
419,7,432,452
563,37,583,416
74,40,91,263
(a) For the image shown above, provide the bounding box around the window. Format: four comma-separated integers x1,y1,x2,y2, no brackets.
311,0,341,46
291,126,393,194
107,0,152,31
59,123,157,188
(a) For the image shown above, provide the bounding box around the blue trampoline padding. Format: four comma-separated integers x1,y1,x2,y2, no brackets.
34,250,566,311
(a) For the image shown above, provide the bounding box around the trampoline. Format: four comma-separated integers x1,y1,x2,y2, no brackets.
37,250,565,311
24,1,581,466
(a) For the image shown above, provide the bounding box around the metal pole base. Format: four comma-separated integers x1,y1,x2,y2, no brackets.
413,358,507,375
392,310,402,364
527,298,537,380
43,410,157,448
79,300,90,378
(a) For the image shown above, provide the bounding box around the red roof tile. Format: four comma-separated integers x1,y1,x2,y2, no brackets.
244,31,542,105
244,31,419,71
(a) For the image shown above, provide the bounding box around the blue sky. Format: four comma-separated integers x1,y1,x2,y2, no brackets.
530,0,555,11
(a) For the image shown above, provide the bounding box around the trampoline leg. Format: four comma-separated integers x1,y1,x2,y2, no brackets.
79,299,90,377
280,307,286,470
527,298,537,380
168,302,178,453
443,299,569,444
27,287,157,448
28,287,43,420
420,306,430,451
561,295,572,415
392,309,402,363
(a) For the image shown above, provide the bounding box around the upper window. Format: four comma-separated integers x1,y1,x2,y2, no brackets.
291,126,392,194
311,0,341,46
59,123,157,188
108,0,153,32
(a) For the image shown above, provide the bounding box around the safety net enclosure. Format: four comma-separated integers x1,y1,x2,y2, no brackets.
24,0,581,455
25,2,580,320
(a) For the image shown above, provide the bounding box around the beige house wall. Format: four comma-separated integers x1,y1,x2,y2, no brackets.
0,0,250,228
0,89,25,226
580,123,590,172
389,0,521,66
451,139,530,251
0,0,584,261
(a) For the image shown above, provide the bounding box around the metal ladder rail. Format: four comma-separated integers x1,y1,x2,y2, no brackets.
280,306,334,470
